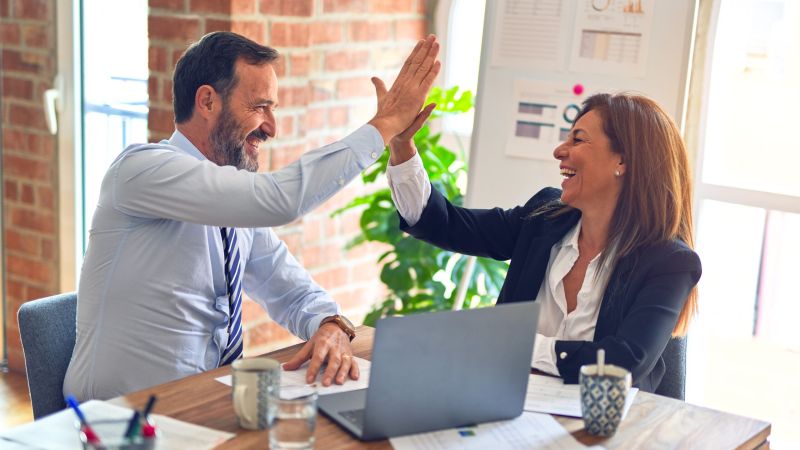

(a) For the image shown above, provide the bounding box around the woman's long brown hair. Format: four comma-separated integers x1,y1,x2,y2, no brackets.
575,93,697,336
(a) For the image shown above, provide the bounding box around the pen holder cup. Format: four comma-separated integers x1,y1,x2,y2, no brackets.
78,419,157,450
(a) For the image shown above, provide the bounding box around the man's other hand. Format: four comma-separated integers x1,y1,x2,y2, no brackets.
282,323,360,386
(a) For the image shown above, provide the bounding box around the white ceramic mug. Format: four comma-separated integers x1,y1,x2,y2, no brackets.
231,357,281,430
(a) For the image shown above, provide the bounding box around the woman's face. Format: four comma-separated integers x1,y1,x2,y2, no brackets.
552,110,625,215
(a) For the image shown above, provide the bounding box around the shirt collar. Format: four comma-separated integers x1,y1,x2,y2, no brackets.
557,218,582,251
165,130,209,162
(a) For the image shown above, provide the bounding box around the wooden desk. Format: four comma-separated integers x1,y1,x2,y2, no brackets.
109,326,771,449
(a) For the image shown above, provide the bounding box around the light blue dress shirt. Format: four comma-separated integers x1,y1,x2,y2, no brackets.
64,125,384,401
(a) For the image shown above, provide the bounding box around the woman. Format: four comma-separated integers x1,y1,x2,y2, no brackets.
385,93,701,392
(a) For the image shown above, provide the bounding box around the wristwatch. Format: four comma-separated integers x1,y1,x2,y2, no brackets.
320,314,356,341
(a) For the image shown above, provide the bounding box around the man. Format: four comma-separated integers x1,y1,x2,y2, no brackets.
64,31,440,401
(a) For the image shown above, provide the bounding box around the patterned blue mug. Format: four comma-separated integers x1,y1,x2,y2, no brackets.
579,363,631,437
232,357,281,430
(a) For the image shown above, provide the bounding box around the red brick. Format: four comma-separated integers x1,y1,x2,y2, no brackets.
149,107,175,133
270,22,309,47
41,238,54,259
328,106,348,127
1,0,8,17
6,279,25,301
26,285,55,302
190,0,231,14
301,217,323,242
20,183,34,204
9,103,46,129
232,0,257,14
162,79,173,103
309,79,334,102
231,20,264,42
5,229,39,255
12,0,49,20
206,18,232,33
336,76,373,99
301,242,342,268
148,15,201,43
369,0,414,13
290,53,310,76
0,22,20,44
7,347,25,373
350,260,381,283
149,45,168,72
260,0,313,16
3,76,34,100
1,49,46,74
304,107,327,131
277,115,294,137
324,49,370,72
10,208,55,234
277,85,309,108
4,180,18,201
7,255,53,283
348,20,392,42
395,18,426,40
149,0,185,11
21,23,48,48
310,21,342,45
38,185,54,209
4,154,50,181
270,144,305,170
148,77,160,101
323,0,368,13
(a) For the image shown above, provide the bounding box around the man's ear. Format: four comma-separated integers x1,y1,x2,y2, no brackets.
194,85,219,120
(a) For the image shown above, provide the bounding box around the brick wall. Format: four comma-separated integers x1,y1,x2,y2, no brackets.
148,0,429,355
0,0,59,372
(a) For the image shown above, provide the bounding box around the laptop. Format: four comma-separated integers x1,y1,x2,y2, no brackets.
318,301,540,440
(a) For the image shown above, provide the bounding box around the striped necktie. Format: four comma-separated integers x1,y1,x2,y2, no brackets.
219,227,243,366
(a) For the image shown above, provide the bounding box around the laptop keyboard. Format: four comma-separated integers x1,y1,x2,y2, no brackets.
339,408,366,429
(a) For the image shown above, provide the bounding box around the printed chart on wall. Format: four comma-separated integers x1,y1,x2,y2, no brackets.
490,0,569,70
506,80,587,161
569,0,655,77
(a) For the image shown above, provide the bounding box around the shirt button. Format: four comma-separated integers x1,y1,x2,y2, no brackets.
370,152,378,159
559,352,568,360
338,179,345,186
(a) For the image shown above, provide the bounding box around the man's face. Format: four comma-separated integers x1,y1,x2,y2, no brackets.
209,61,278,172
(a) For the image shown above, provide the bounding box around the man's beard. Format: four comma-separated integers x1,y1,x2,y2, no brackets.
209,106,265,172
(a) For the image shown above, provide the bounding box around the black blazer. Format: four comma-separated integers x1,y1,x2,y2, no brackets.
400,186,702,392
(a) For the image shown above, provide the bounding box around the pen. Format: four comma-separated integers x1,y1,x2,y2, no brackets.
66,395,102,446
123,410,140,439
141,395,158,421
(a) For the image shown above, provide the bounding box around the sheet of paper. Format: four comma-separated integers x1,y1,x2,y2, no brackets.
215,356,371,398
0,399,234,450
390,411,605,450
525,374,638,419
505,79,587,161
491,0,568,70
568,0,655,77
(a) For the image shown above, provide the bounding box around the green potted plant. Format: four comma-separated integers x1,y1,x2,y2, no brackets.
334,87,509,325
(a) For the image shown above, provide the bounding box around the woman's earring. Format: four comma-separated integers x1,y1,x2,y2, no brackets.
614,170,621,177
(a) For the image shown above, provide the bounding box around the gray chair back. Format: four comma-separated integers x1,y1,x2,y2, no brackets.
655,337,687,400
17,292,78,419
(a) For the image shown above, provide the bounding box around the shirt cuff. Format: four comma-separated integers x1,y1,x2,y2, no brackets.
531,334,560,376
342,124,386,169
386,151,424,181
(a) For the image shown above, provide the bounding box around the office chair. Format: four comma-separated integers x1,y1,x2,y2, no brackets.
655,337,687,400
17,292,78,419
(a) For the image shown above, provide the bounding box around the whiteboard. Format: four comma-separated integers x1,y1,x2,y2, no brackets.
466,0,698,209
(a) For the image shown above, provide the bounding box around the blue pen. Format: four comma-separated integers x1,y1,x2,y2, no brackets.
66,395,102,446
141,395,158,421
